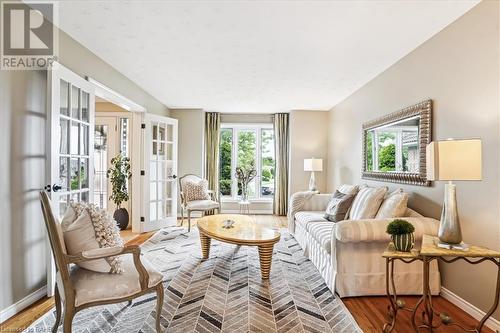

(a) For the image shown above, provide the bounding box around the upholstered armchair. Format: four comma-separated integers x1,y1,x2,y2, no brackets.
39,191,164,333
179,174,221,232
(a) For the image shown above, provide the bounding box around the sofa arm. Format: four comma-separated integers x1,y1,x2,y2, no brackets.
288,191,332,233
334,217,440,243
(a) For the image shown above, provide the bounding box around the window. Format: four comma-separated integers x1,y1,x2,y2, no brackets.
219,124,275,200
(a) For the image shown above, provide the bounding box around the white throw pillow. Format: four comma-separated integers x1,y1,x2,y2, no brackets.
62,202,124,273
376,189,409,218
184,179,211,202
349,186,388,220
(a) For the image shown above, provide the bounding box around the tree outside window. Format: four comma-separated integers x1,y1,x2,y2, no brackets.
219,125,274,200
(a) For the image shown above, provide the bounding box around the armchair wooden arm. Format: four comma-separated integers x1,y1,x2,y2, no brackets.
65,245,150,289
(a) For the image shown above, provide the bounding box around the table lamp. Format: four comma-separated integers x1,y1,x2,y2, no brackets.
304,158,323,192
426,139,482,247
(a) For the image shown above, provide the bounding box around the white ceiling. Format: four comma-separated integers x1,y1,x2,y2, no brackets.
57,1,479,113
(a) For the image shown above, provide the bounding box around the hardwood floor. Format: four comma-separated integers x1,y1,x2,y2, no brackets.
343,296,494,333
1,215,493,332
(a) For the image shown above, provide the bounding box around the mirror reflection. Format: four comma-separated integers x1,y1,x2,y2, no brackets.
365,116,420,173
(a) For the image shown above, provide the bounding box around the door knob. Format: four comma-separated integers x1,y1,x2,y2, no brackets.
172,175,177,179
52,184,62,192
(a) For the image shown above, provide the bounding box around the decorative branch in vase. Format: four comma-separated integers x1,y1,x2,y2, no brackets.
107,154,132,230
235,161,257,202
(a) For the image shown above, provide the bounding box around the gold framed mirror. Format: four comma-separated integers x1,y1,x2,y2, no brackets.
362,99,432,186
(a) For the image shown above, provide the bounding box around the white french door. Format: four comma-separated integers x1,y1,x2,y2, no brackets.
142,114,178,232
94,117,117,211
47,63,95,295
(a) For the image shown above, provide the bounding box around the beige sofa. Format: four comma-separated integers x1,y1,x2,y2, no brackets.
288,189,441,297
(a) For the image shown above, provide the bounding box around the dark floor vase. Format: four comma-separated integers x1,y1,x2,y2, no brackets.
391,233,415,252
114,208,129,230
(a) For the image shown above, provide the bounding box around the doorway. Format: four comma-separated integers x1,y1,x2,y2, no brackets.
94,100,133,222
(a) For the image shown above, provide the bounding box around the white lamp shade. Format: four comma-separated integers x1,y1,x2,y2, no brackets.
304,158,323,172
426,139,482,181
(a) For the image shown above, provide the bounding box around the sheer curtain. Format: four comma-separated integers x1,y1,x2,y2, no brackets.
204,112,220,214
273,113,290,216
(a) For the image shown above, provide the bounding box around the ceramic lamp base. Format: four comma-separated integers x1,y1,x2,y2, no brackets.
308,171,317,192
438,182,462,245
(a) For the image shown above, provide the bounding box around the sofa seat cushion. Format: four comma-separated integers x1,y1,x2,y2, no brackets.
294,211,328,230
308,222,335,254
62,254,163,306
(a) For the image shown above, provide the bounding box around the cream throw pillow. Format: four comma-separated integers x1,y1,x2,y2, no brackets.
349,186,388,220
184,179,211,202
62,202,124,273
376,189,409,218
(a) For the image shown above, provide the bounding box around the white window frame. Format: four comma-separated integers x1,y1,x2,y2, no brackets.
220,123,274,202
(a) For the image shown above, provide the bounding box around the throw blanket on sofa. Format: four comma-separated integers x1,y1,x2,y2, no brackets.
288,191,319,229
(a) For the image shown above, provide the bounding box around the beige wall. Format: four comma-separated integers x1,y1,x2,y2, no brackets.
289,110,329,195
170,109,205,179
0,25,169,312
327,0,499,320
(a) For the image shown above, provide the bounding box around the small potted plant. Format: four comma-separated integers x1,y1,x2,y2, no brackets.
386,219,415,252
107,154,132,230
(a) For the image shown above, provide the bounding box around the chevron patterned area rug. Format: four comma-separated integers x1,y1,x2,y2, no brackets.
26,226,361,333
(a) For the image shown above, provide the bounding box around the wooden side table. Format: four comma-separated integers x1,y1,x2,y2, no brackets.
383,235,500,332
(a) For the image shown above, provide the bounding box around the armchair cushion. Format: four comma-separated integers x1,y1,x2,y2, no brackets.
334,217,440,243
184,179,211,202
186,199,219,210
59,254,163,306
62,203,124,273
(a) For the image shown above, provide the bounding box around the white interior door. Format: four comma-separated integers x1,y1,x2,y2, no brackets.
142,114,178,232
94,117,117,211
47,63,95,295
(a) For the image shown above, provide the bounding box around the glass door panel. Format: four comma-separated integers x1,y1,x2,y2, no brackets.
143,114,177,231
49,63,95,297
56,82,93,212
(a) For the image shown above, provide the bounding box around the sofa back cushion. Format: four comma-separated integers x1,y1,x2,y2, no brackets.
376,189,409,218
324,190,355,222
349,186,388,220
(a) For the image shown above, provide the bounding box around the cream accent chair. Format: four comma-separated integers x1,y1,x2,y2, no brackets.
288,188,441,298
40,191,164,333
179,174,221,232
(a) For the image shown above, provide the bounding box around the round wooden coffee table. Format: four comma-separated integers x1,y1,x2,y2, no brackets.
196,214,281,279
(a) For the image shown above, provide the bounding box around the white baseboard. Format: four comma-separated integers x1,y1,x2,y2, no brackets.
440,287,500,332
0,286,47,322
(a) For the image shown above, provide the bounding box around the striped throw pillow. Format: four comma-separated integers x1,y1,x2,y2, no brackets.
349,186,388,220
